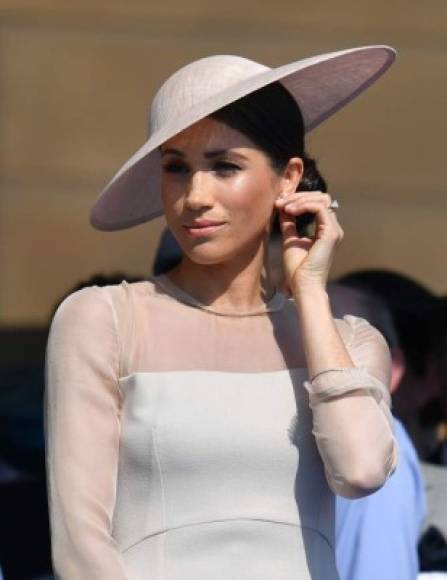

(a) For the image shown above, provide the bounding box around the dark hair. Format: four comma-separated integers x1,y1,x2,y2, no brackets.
336,269,439,376
211,82,327,238
328,282,400,350
154,82,328,274
429,297,447,419
211,81,327,191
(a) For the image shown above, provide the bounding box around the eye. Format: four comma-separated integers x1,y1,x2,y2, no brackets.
213,161,241,176
162,161,189,174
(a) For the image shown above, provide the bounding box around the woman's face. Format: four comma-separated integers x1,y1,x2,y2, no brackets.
160,116,285,266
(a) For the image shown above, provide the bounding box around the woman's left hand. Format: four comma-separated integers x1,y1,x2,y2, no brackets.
274,190,344,291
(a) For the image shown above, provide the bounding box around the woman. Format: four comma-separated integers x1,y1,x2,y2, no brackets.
45,46,398,579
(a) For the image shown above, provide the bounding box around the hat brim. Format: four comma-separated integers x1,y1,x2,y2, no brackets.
91,45,396,231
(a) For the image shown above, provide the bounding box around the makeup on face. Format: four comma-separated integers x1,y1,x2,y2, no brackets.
160,118,281,265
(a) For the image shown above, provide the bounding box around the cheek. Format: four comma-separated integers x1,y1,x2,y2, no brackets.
161,181,183,217
226,171,276,218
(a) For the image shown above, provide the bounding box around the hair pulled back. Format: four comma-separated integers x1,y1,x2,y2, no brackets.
210,81,327,193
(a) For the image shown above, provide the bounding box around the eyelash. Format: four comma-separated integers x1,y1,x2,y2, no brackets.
162,161,241,176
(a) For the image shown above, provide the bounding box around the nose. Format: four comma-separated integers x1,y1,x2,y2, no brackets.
184,170,214,211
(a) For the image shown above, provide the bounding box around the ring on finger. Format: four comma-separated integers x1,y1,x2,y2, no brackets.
328,199,339,212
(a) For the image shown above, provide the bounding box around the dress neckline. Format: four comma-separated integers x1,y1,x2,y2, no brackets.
150,274,287,317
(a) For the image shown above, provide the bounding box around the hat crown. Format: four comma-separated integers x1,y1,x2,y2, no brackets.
148,55,269,136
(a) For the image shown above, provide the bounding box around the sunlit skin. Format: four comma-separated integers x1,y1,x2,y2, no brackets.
160,116,302,310
159,117,386,470
160,115,343,312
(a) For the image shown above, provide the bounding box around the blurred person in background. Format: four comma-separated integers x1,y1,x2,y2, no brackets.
0,357,52,580
329,282,427,580
423,296,447,466
336,274,447,575
416,296,447,575
335,277,447,576
337,270,441,460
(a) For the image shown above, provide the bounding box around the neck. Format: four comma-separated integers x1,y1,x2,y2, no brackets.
165,238,277,312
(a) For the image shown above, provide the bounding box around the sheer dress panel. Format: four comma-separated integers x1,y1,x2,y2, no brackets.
44,277,397,579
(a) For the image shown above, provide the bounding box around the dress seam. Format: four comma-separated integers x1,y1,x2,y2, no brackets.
121,517,334,554
96,286,123,400
152,426,167,580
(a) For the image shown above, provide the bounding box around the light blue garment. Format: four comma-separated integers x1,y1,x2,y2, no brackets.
336,417,427,580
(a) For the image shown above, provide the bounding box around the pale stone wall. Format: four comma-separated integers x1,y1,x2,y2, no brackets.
1,1,446,325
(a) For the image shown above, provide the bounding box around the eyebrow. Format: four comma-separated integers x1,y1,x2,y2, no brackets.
161,148,248,161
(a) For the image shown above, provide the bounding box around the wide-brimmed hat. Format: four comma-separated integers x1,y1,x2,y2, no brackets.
90,45,396,231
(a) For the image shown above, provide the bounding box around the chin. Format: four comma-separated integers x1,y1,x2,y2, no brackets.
173,225,262,267
177,238,239,266
183,247,234,266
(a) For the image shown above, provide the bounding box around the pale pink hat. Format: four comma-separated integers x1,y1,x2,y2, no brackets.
90,45,396,231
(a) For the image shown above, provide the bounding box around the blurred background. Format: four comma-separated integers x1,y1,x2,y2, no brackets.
1,1,447,326
0,1,446,578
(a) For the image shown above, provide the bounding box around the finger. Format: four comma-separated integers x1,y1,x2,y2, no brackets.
285,190,327,198
276,191,329,203
278,209,314,248
327,205,344,233
282,200,342,241
278,207,297,237
330,212,345,240
282,198,333,217
275,191,332,209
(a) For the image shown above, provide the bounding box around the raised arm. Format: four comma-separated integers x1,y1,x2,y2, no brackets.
295,282,397,498
44,286,128,579
275,188,398,498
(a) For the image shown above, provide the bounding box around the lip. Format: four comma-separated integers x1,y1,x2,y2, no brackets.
183,221,226,237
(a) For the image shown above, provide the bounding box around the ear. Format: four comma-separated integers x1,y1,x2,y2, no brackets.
390,347,406,394
279,157,304,195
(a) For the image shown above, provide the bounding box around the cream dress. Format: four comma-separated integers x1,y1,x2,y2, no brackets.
44,275,397,580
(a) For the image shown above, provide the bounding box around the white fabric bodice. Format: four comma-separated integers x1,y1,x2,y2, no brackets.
44,276,396,579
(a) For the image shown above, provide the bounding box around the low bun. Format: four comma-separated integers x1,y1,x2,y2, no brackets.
298,154,327,193
211,81,328,198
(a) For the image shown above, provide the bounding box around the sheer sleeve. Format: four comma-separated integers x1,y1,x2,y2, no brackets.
304,315,398,499
44,286,128,579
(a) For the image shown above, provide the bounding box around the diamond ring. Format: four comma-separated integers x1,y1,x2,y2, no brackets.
328,199,339,212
